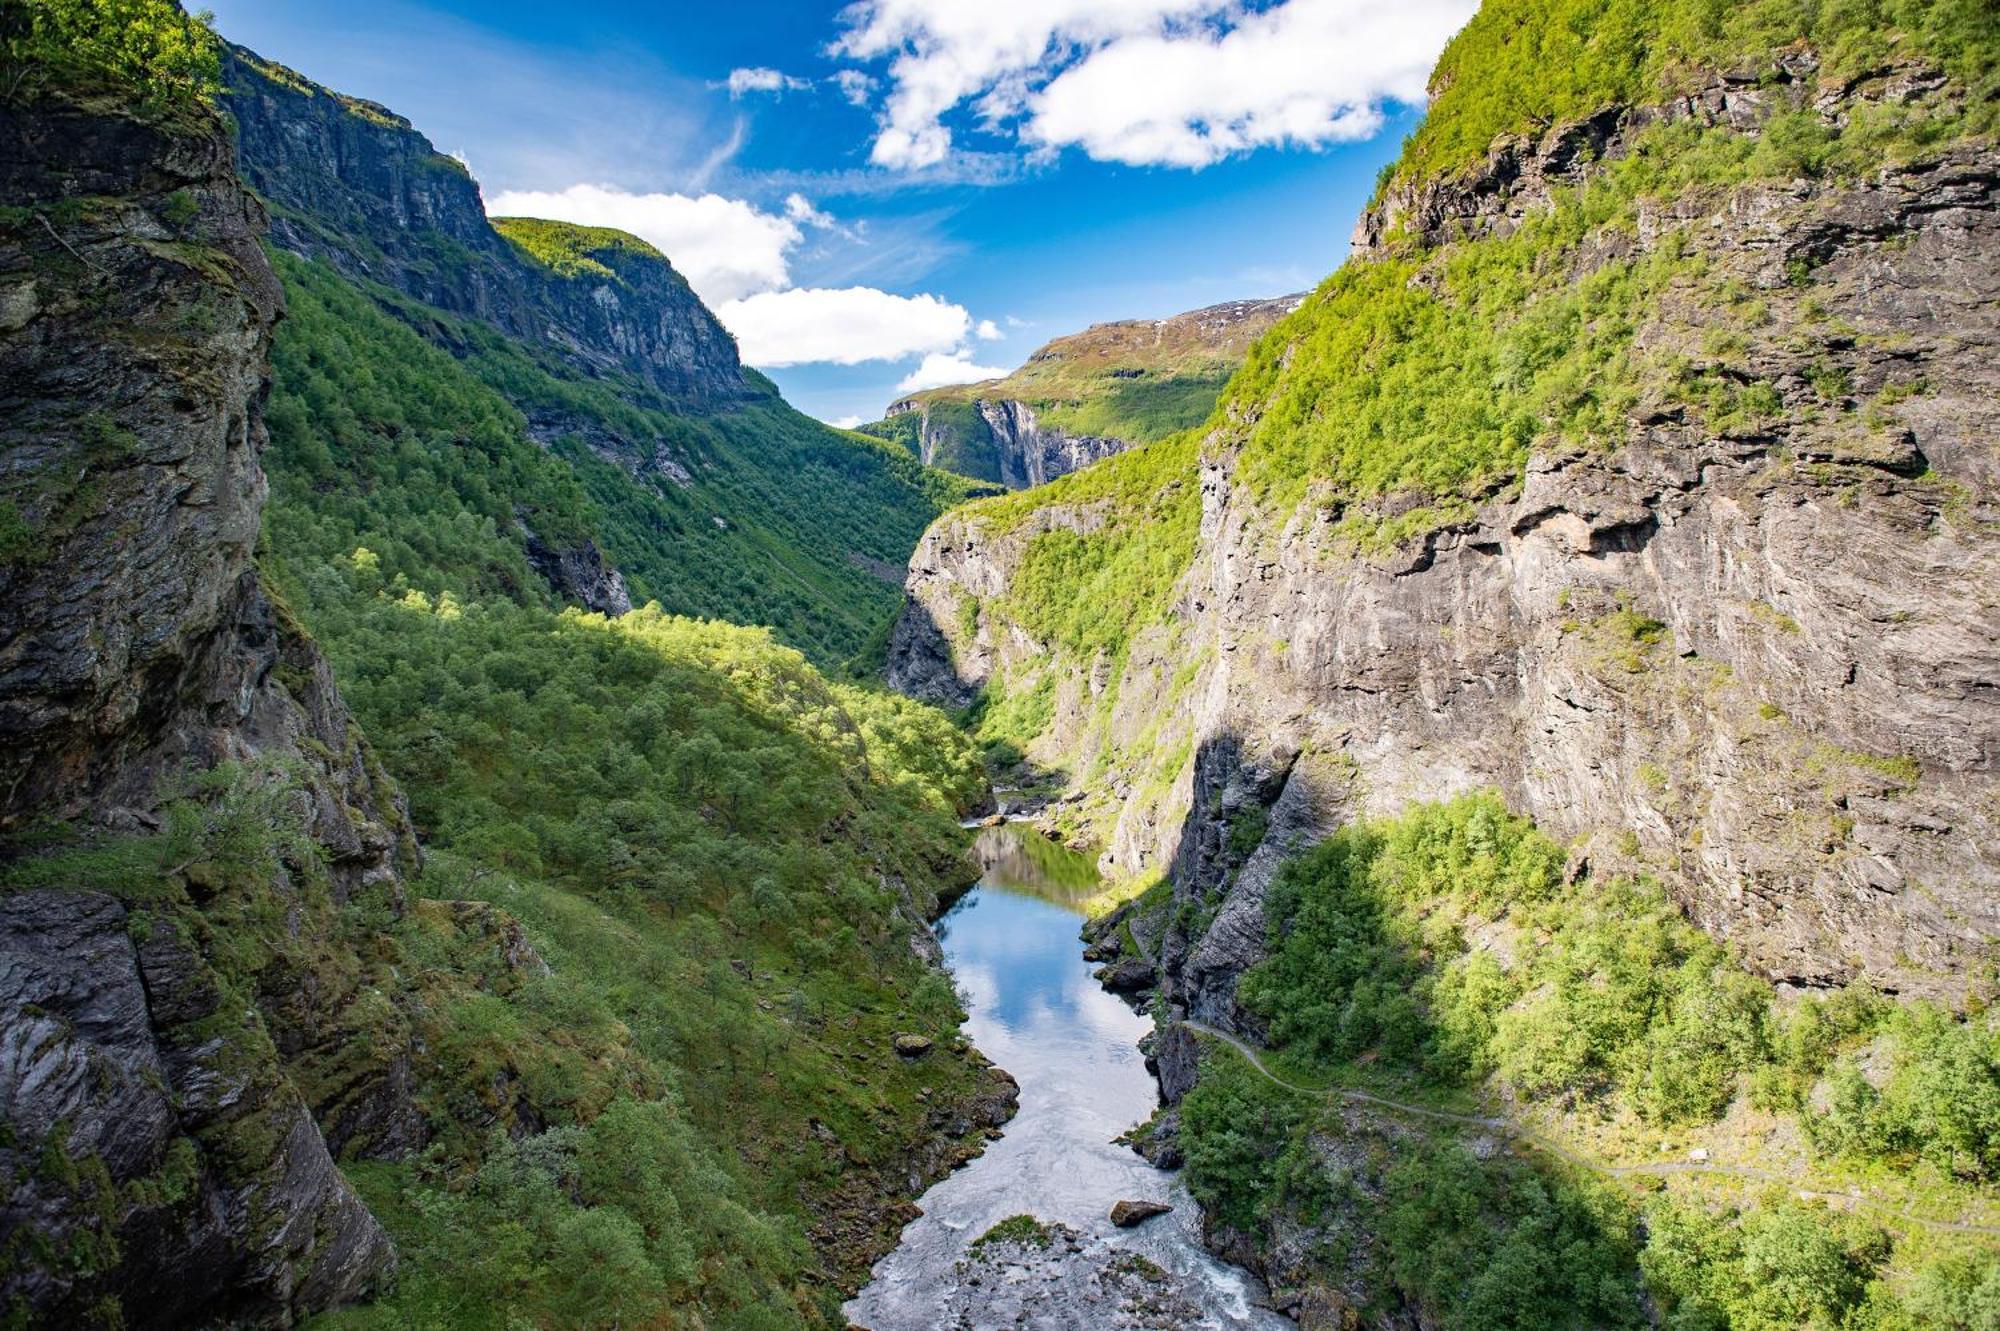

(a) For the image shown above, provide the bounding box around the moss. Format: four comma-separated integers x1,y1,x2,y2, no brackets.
490,217,667,284
971,1214,1055,1251
1747,600,1803,635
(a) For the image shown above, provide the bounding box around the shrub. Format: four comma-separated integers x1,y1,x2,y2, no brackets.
2,0,219,113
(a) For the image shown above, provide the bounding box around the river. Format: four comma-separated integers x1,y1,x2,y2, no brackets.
845,823,1290,1330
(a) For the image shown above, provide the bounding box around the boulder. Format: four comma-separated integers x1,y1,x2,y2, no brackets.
893,1034,934,1057
1109,1199,1173,1228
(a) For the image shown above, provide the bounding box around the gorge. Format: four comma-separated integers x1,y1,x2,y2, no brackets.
2,1,1997,1329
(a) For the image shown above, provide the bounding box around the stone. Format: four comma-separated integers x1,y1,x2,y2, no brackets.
222,45,746,410
893,1034,934,1057
1110,1199,1173,1227
891,133,2000,1007
1095,957,1156,995
0,78,416,1325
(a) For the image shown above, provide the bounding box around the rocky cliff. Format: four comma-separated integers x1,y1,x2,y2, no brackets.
0,78,425,1326
221,44,746,408
884,394,1129,489
892,53,2000,1018
873,295,1301,489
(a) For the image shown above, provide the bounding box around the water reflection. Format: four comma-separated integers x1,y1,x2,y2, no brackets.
844,824,1288,1330
961,823,1102,910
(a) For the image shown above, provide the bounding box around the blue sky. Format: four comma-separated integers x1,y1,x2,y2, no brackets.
204,0,1474,425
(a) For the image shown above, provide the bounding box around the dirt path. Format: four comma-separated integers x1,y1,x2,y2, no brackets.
1181,1020,2000,1237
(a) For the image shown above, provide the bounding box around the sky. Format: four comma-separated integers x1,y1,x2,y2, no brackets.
203,0,1477,426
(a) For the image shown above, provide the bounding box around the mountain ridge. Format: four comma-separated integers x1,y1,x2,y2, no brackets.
889,3,2000,1322
865,293,1301,488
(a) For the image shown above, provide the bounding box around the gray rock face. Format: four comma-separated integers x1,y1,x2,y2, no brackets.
521,526,632,616
891,96,2000,1025
0,893,393,1328
0,87,413,1324
887,395,1130,489
221,44,747,409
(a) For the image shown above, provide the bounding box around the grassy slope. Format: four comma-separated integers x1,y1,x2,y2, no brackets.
267,252,981,667
931,0,1999,1323
490,215,671,281
1177,794,1999,1331
864,297,1296,480
256,250,1004,1328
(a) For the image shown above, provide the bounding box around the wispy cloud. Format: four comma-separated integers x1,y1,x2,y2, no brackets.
724,66,811,96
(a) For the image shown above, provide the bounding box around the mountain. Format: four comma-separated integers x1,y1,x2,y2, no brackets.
223,44,986,665
888,0,2000,1322
864,294,1300,488
0,10,1011,1328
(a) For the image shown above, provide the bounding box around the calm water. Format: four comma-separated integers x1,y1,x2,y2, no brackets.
844,824,1289,1330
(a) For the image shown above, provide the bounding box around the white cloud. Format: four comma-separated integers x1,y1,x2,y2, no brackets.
726,66,810,97
830,414,866,429
490,185,995,370
719,287,974,367
833,69,877,107
489,183,804,303
783,192,836,228
975,318,1002,340
896,350,1011,392
833,0,1473,169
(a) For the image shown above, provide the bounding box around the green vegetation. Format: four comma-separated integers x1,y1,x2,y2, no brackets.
1038,371,1232,443
212,212,1004,1326
1177,793,2000,1330
264,250,980,665
868,299,1295,486
1241,793,1999,1153
273,622,981,1327
491,216,672,283
1,0,219,114
947,0,1997,731
985,432,1204,665
1396,0,1999,191
970,1215,1055,1251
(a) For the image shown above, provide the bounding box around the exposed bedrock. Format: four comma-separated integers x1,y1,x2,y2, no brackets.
893,136,2000,1018
0,86,410,1325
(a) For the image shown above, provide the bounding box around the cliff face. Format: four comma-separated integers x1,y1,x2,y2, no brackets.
891,63,2000,1013
885,394,1129,489
221,45,747,408
0,87,414,1327
875,295,1302,489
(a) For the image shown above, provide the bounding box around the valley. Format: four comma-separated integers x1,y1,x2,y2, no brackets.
2,1,1996,1329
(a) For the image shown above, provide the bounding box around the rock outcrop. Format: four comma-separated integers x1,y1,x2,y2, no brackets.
0,80,411,1327
878,295,1304,489
886,394,1130,489
520,526,632,616
891,67,2000,1021
221,44,746,409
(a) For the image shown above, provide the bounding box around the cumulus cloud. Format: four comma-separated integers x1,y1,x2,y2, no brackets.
832,68,877,107
719,287,975,367
488,183,803,303
491,184,993,370
833,0,1473,169
726,66,810,97
975,318,1002,340
829,414,866,429
896,350,1011,392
